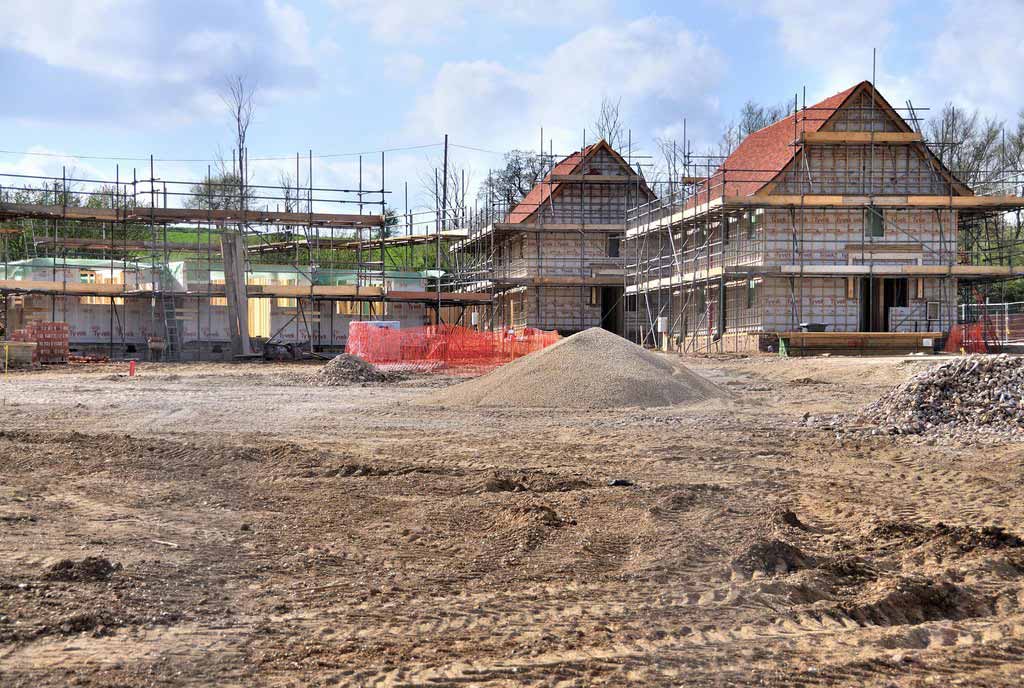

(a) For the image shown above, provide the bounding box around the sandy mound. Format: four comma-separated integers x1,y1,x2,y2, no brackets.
305,353,389,386
420,328,729,409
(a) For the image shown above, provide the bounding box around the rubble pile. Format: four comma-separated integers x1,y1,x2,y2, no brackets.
859,354,1024,438
305,353,391,386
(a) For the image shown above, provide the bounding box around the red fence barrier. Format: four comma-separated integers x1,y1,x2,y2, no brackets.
944,317,1001,354
347,323,560,373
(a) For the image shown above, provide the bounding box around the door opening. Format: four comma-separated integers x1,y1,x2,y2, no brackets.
859,277,908,331
600,286,624,336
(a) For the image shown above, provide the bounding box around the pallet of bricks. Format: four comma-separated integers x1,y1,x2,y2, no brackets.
9,322,70,364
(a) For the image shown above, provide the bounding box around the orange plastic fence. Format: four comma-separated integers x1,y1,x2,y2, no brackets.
944,317,1000,354
347,323,560,373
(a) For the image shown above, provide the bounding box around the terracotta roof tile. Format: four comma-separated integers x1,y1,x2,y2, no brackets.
688,82,865,209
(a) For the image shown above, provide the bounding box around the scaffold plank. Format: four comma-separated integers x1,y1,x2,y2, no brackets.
799,131,924,144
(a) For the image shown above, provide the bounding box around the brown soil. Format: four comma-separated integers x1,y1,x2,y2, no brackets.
1,353,1023,686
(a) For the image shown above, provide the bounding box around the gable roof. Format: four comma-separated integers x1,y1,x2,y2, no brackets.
688,83,859,208
687,80,972,209
507,139,653,224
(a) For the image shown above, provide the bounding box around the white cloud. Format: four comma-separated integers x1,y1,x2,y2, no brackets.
0,0,320,125
331,0,611,44
926,0,1024,118
0,148,106,182
409,18,726,154
1,0,150,81
383,53,428,83
751,0,895,93
748,0,1023,124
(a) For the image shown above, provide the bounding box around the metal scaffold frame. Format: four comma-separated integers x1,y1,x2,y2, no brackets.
446,130,655,335
624,88,1024,355
0,148,490,361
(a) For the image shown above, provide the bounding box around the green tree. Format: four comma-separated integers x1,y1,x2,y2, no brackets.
185,171,254,211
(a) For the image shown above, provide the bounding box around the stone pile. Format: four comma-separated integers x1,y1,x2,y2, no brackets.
859,354,1024,438
305,353,390,386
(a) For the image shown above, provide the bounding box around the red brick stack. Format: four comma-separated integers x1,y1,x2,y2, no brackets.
9,322,70,364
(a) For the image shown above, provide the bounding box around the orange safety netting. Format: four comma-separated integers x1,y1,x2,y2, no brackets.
944,317,1001,354
347,323,560,373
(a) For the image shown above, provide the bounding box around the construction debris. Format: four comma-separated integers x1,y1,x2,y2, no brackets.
305,353,391,386
44,557,121,582
421,327,729,409
858,354,1024,438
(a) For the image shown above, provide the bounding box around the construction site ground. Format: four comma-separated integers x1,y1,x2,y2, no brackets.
2,354,1023,686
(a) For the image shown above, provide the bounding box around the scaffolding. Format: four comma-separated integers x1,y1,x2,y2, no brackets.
625,82,1024,355
0,152,489,361
448,135,655,335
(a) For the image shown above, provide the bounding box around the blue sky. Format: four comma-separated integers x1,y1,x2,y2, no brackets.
1,0,1021,215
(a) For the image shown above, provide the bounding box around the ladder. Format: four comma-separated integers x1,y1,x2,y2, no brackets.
160,292,182,361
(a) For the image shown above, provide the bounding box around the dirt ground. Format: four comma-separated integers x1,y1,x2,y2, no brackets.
1,353,1023,687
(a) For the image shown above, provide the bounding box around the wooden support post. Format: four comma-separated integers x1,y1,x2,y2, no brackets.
220,232,254,357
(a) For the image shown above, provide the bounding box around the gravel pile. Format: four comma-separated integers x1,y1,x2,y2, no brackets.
858,354,1024,438
420,327,729,409
305,353,389,386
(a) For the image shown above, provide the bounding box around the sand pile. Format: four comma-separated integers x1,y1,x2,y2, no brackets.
859,354,1024,437
420,327,728,409
305,353,389,386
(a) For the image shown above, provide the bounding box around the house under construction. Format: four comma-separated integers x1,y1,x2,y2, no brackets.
0,162,487,360
625,81,1024,354
452,140,655,336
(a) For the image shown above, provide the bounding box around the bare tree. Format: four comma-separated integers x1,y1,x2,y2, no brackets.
278,171,298,213
419,157,473,229
593,96,625,151
653,137,686,199
715,100,793,157
926,104,1004,192
477,150,551,213
222,75,257,213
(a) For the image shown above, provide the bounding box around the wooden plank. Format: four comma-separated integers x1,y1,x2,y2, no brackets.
800,131,924,144
492,222,624,233
128,207,384,227
549,174,632,183
492,276,622,287
776,331,942,340
388,290,491,304
34,237,221,252
844,243,922,253
328,230,468,250
0,279,488,306
0,203,385,228
0,279,129,295
726,194,1024,209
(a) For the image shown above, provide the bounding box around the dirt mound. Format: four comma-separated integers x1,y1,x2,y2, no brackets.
866,520,1024,555
305,353,389,386
859,354,1024,437
732,539,816,576
474,469,592,494
841,578,989,626
420,328,729,409
44,556,121,582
